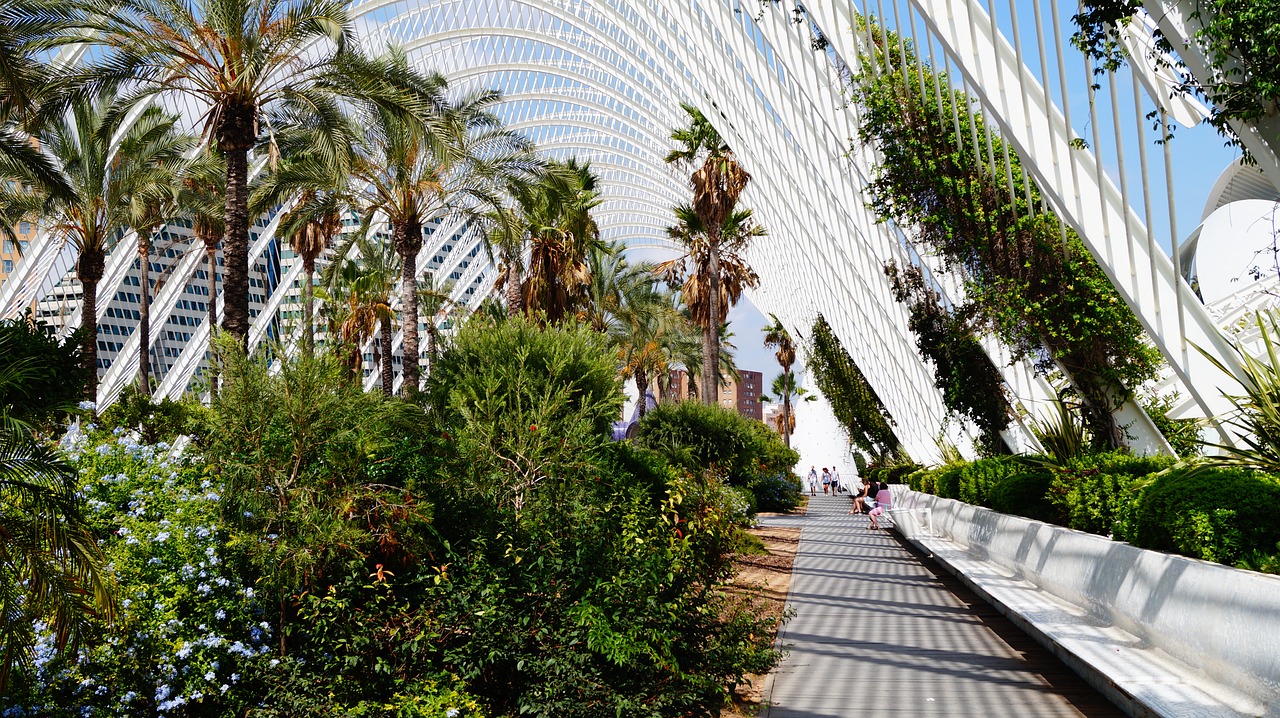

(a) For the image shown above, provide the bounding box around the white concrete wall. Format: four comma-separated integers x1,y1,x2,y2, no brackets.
894,490,1280,714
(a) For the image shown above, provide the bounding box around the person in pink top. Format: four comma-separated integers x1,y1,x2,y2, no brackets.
868,485,893,530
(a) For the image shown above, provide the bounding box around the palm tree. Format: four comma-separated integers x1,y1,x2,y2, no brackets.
518,159,605,323
255,144,357,358
0,0,76,211
0,330,114,690
665,103,752,404
763,313,798,447
64,0,422,345
354,70,538,396
761,371,815,440
123,126,197,395
657,205,762,399
179,150,227,392
612,278,684,419
40,94,189,398
326,233,398,394
417,273,456,376
580,241,629,332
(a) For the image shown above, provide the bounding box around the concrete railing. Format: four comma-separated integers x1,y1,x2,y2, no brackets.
891,488,1280,718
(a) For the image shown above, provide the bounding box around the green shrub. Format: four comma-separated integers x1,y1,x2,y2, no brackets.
988,470,1057,522
748,473,803,513
1117,466,1280,565
1050,452,1177,536
880,463,922,485
425,316,622,517
904,467,928,491
0,312,88,428
955,456,1023,505
635,401,798,482
932,464,964,499
9,427,272,715
634,400,801,514
100,384,207,444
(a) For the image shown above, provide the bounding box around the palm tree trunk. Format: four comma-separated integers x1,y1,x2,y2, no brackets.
395,220,423,398
302,257,315,359
635,368,650,419
782,376,792,449
506,264,522,317
137,232,152,396
426,324,437,376
379,313,393,397
703,242,721,405
216,105,254,347
77,249,105,401
205,241,219,394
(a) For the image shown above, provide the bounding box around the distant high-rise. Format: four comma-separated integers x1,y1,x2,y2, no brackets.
0,222,36,288
662,368,764,421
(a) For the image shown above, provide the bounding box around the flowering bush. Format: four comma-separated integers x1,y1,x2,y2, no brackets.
4,424,273,716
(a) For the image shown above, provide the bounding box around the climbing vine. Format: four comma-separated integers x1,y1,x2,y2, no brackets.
849,44,1161,449
884,262,1011,454
805,314,902,459
1074,0,1280,151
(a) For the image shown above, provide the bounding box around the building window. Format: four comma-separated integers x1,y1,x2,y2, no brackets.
2,260,11,273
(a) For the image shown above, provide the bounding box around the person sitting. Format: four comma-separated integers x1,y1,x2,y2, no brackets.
868,484,894,530
849,478,876,514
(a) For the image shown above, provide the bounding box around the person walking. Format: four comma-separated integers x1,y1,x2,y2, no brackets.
831,467,842,493
821,468,832,495
807,466,819,496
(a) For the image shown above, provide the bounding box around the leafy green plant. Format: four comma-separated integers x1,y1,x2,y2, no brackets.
9,426,269,713
885,262,1011,451
203,335,426,652
806,314,901,457
851,49,1160,448
1074,0,1280,153
425,315,622,517
1116,465,1280,566
635,401,798,483
100,385,205,445
1199,310,1280,473
988,470,1058,523
0,313,88,430
1031,392,1090,466
1049,452,1177,536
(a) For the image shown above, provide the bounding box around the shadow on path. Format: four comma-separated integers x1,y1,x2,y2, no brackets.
757,493,1122,718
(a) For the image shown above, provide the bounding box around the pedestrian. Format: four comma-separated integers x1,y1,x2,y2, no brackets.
807,466,819,496
821,467,832,495
831,466,842,493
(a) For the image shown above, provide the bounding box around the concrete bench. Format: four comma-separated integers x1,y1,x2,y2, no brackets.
890,488,1280,718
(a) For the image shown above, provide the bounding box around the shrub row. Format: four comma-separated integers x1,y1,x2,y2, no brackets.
906,452,1280,572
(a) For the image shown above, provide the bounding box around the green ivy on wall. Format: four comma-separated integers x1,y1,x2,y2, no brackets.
884,261,1012,455
805,314,902,459
849,48,1161,449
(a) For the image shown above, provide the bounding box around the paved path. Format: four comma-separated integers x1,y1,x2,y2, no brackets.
757,492,1123,718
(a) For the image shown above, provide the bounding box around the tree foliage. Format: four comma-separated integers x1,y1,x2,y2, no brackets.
805,314,900,458
1074,0,1280,150
850,52,1161,448
884,262,1010,453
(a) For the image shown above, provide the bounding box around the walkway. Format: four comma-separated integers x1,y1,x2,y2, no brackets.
757,492,1123,718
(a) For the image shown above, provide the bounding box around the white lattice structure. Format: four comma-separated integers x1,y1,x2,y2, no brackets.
6,0,1278,463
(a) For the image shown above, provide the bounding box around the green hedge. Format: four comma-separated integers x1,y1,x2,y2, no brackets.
1050,452,1178,536
1116,466,1280,566
907,452,1280,573
988,471,1056,523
